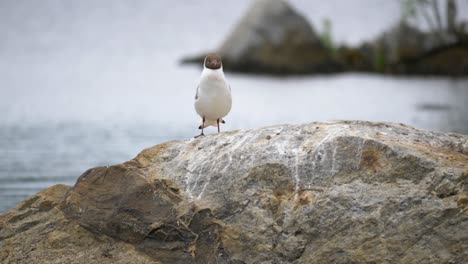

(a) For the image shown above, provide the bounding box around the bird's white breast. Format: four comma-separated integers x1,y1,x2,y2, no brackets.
195,68,232,124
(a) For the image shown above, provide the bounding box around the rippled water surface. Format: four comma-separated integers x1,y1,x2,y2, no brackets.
1,0,467,212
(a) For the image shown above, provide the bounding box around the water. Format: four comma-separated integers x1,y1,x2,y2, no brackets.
1,0,467,213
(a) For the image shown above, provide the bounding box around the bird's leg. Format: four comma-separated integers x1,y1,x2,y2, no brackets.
217,119,221,133
195,117,205,138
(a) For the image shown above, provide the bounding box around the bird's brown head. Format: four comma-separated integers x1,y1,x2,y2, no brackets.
204,53,222,70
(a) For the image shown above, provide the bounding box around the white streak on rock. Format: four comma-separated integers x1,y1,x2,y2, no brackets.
331,144,338,175
197,181,210,200
355,138,365,170
293,148,300,199
184,171,194,199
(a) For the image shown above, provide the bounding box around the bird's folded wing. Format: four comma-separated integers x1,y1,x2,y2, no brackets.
195,85,199,100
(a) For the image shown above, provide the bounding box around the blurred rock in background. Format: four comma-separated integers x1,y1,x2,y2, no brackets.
182,0,341,74
182,0,468,76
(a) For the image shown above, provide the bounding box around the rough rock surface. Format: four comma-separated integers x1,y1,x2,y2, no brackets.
182,0,338,74
1,120,468,263
0,185,156,263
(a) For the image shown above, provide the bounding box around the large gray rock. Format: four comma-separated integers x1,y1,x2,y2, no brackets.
1,120,468,263
182,0,339,74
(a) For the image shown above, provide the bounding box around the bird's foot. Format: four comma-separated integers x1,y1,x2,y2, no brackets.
194,133,205,138
198,125,203,129
221,120,225,124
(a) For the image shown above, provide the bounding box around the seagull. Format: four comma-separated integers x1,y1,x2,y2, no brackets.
194,53,232,138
